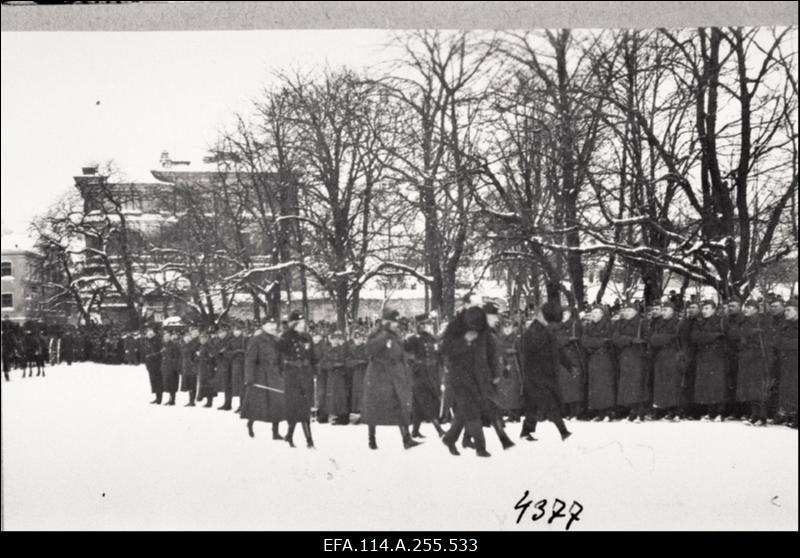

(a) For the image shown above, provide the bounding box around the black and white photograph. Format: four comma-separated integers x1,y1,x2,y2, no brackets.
1,2,797,534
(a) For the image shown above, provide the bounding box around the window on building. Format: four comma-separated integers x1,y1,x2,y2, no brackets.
1,261,11,277
1,293,12,308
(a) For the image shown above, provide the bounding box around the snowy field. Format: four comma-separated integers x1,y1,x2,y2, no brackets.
1,363,797,531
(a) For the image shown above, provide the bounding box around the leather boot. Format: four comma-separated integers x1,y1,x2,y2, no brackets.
272,422,283,440
247,419,255,438
401,425,422,449
368,424,378,450
286,423,296,448
302,422,314,449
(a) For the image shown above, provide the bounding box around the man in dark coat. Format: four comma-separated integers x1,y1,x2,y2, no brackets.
582,306,617,420
179,327,198,407
322,330,351,424
730,300,774,426
363,307,420,450
278,311,317,449
196,328,218,407
229,321,248,413
142,325,163,404
553,307,587,419
649,302,688,420
519,301,572,441
725,298,748,419
691,300,730,421
160,328,180,406
774,302,797,428
347,331,369,421
214,323,235,411
241,319,284,439
612,302,651,422
440,295,497,457
61,326,74,366
404,314,445,438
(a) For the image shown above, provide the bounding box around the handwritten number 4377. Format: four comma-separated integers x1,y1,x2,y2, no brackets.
514,490,583,531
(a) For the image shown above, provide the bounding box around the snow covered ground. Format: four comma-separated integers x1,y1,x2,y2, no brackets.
2,363,797,531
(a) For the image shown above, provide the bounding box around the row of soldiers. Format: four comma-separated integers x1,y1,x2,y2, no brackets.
136,294,798,458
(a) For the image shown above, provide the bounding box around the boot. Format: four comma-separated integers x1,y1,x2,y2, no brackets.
247,419,255,438
302,422,315,449
218,394,232,411
165,393,175,406
150,393,161,405
476,448,492,457
368,425,378,450
272,423,283,441
411,421,424,438
286,423,296,448
442,436,460,456
401,426,422,449
186,391,196,407
204,396,214,408
433,420,445,438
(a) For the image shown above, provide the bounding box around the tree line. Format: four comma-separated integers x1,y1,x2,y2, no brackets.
31,28,799,329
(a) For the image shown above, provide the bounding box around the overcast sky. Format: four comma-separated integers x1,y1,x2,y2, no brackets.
0,30,394,238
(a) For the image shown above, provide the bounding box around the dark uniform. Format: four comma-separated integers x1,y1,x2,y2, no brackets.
404,327,444,438
179,334,198,406
649,310,688,418
347,338,369,419
277,320,317,448
196,335,216,406
160,334,180,405
322,339,350,424
774,315,797,425
363,312,417,450
518,306,571,441
440,306,496,456
214,332,235,410
142,333,163,403
691,312,730,419
582,315,617,418
552,316,586,418
241,327,284,439
229,331,247,411
612,311,651,420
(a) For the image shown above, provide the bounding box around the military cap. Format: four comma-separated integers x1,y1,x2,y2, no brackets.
701,299,717,308
382,307,400,322
743,300,759,309
482,301,500,315
415,313,433,324
661,301,676,310
287,310,304,323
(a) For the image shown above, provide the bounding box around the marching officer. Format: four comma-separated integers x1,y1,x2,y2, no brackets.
214,323,235,411
403,313,445,439
196,327,217,408
242,319,284,439
731,300,774,426
278,311,317,449
363,307,419,450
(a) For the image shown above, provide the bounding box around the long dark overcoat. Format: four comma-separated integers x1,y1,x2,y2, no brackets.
612,316,650,406
160,339,180,393
404,331,443,421
582,319,617,411
142,336,162,395
179,338,198,393
241,331,283,423
774,318,798,414
690,316,730,405
649,316,687,409
519,320,568,421
362,327,414,426
278,329,317,423
229,334,247,399
322,344,350,417
732,316,773,403
552,318,586,405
